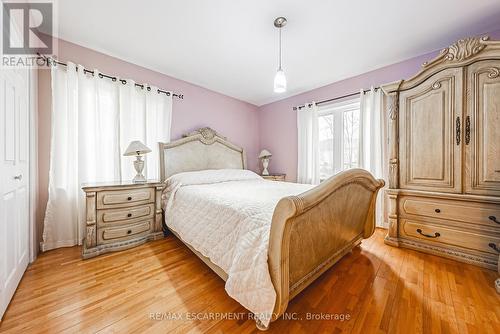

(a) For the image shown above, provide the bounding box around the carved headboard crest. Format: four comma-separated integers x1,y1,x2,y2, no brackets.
183,127,227,145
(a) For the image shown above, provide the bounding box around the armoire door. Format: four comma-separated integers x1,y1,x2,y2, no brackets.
399,67,462,193
0,68,30,320
465,60,500,196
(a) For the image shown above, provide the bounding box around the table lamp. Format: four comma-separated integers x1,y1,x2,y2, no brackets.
259,149,272,176
124,141,152,183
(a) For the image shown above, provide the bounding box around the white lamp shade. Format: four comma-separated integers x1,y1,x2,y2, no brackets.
273,69,286,93
123,141,152,156
259,149,272,159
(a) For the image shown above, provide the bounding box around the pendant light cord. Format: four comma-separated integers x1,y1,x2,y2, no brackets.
278,27,282,70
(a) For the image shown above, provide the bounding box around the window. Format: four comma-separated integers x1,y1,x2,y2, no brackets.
318,99,360,181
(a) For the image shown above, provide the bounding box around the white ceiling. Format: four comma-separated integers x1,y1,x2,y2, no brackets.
55,0,500,106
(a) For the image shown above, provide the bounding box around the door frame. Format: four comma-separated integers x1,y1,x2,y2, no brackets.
28,68,38,263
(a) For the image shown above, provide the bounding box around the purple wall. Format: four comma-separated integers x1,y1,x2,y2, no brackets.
257,29,500,181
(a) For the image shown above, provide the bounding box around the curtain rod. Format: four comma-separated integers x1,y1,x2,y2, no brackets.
292,87,380,110
37,53,184,99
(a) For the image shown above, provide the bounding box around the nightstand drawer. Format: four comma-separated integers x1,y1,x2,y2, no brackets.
400,219,500,255
97,188,155,209
97,220,153,244
97,203,154,225
400,196,500,227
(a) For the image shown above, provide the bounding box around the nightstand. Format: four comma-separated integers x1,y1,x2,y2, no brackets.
262,173,286,181
81,180,164,259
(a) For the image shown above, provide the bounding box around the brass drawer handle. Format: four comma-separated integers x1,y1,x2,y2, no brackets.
127,196,132,201
416,228,440,238
489,243,500,253
434,209,441,213
489,216,499,224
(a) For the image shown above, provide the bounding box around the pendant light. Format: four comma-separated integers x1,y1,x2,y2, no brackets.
273,17,287,93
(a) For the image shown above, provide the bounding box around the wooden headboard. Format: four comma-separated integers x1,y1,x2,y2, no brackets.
159,127,247,181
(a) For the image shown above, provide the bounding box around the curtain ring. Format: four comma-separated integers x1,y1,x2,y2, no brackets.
147,86,151,91
112,77,117,82
121,79,127,85
98,73,103,79
166,91,170,96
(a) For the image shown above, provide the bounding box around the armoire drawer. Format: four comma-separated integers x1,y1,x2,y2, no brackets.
97,188,155,209
400,219,500,255
97,219,153,244
97,203,154,226
399,196,500,228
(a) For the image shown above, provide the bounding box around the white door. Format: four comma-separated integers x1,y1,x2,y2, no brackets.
0,67,30,319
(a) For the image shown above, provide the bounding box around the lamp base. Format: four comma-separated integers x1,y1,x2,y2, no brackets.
133,156,146,183
132,174,147,183
262,158,270,176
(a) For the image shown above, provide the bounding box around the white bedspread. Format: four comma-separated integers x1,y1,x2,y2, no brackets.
162,169,312,326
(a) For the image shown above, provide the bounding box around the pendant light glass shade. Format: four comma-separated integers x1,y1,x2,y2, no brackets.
273,68,286,93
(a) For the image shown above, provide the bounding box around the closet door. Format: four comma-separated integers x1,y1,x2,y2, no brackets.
465,60,500,196
0,68,30,320
399,68,462,193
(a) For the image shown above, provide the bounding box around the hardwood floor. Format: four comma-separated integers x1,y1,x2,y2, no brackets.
0,229,498,333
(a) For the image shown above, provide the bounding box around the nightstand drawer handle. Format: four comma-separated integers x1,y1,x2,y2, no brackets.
127,230,132,235
127,213,132,218
489,243,500,253
489,216,499,224
127,196,132,201
434,208,441,213
416,229,440,238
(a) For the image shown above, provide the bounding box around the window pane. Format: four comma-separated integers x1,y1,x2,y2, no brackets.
318,114,334,181
343,108,359,170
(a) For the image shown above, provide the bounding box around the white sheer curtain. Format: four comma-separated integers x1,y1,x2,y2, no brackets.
297,102,320,185
359,87,387,227
42,62,172,251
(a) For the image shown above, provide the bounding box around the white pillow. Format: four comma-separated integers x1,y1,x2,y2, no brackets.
166,169,262,187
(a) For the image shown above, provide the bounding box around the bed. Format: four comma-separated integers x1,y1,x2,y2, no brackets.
159,127,384,330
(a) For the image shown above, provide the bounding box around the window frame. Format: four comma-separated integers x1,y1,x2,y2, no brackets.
317,98,361,179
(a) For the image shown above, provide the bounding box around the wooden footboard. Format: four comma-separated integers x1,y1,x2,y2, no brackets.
267,169,384,321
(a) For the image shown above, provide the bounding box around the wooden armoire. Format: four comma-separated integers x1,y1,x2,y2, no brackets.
382,36,500,270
